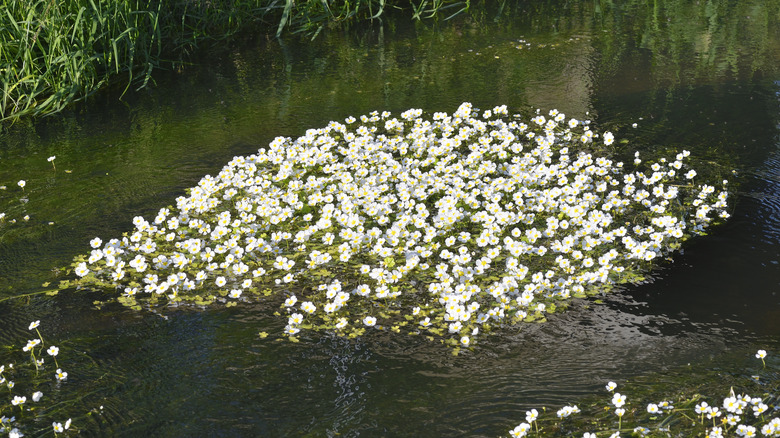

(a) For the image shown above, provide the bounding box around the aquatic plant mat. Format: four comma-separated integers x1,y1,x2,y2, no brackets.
59,103,730,350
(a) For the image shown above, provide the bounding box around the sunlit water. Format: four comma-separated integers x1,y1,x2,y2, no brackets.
1,1,779,436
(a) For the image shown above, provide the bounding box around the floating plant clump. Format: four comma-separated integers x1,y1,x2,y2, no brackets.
60,102,730,348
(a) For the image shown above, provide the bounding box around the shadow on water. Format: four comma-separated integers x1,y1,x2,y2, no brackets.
0,0,779,436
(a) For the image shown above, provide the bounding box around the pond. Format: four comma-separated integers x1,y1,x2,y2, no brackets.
1,0,779,436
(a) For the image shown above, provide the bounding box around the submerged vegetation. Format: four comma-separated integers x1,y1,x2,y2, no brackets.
2,319,776,436
0,321,73,437
506,351,780,437
59,103,730,349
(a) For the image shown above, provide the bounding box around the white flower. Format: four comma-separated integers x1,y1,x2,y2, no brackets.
753,402,768,416
32,391,43,402
29,320,40,330
17,180,25,189
47,346,59,356
612,392,626,408
75,262,90,277
11,395,26,406
23,339,40,352
55,368,68,381
756,349,767,359
509,423,530,437
557,405,580,418
363,316,377,327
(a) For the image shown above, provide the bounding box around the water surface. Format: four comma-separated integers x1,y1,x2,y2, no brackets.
1,0,779,436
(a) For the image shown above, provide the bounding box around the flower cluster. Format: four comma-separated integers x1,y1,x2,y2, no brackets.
508,350,778,437
62,103,730,346
1,321,72,437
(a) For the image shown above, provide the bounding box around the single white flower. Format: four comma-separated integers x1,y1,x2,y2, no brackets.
55,368,68,381
612,392,626,408
11,395,26,406
75,262,90,277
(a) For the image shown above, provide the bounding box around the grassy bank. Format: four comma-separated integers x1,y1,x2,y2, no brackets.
0,0,470,123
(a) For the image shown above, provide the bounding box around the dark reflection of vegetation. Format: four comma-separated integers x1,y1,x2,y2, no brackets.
589,0,780,85
2,0,777,124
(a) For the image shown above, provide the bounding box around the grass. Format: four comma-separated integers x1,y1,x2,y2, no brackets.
1,0,163,122
0,0,473,124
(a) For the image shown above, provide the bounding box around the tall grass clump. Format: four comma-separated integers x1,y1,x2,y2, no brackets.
0,0,279,122
0,0,163,122
1,0,475,123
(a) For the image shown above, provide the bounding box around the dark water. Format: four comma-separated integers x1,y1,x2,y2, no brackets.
1,0,779,436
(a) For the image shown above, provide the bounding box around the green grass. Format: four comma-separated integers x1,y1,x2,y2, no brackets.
0,0,472,123
1,0,156,121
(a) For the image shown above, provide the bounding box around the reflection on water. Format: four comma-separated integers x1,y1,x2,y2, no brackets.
0,0,779,436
